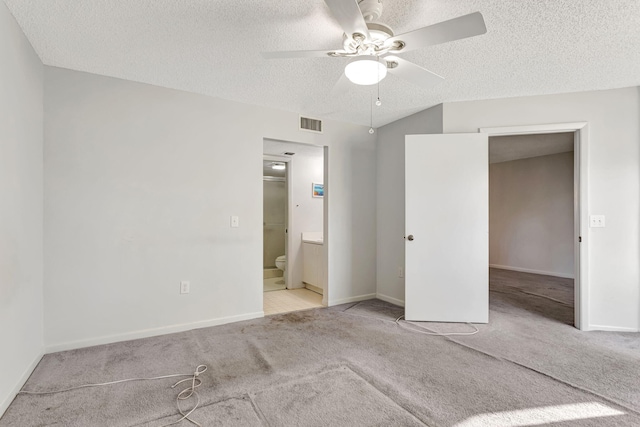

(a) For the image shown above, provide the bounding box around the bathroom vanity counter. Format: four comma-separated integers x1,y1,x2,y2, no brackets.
302,231,323,245
302,238,323,244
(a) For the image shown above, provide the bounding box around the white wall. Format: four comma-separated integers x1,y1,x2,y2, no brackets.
375,105,443,305
444,88,640,331
44,67,377,351
289,151,324,289
0,1,44,415
490,152,575,278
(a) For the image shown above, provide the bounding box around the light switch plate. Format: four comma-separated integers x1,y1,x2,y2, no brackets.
180,281,190,294
231,216,239,228
589,215,605,228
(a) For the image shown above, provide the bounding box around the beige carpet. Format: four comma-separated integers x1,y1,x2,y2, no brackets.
2,268,639,426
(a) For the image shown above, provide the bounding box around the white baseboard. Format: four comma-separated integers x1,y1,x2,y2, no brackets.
1,349,44,417
376,293,405,307
46,311,264,353
304,284,323,295
588,324,639,333
489,264,574,279
329,293,376,306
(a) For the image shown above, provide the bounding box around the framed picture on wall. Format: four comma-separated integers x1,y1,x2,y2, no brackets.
312,183,324,198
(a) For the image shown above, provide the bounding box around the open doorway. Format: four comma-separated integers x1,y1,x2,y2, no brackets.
488,132,576,326
262,139,326,316
403,123,588,328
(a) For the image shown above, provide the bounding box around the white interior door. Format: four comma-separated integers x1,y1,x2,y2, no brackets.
405,134,488,323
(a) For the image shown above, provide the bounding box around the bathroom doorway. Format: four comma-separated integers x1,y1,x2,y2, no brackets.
263,139,326,315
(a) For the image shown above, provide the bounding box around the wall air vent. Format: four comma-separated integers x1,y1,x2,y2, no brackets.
300,116,323,133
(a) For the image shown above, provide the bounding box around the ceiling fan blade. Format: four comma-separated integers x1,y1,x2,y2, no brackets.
386,12,486,53
262,50,337,59
324,0,371,41
385,56,444,89
301,73,351,112
329,73,353,97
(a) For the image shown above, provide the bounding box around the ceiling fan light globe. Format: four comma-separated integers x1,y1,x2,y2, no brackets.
344,55,387,85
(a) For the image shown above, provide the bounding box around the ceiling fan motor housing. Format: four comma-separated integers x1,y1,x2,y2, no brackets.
358,0,383,22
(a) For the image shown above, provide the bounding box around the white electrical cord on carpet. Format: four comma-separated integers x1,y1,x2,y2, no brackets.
395,315,479,336
163,365,207,427
342,302,480,337
19,364,208,427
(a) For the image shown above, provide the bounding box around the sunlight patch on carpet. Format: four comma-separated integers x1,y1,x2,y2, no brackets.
455,402,624,427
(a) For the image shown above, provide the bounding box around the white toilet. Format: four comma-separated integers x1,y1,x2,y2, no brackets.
275,255,286,272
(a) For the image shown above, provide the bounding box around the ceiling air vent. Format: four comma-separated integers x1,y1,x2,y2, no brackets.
300,116,323,133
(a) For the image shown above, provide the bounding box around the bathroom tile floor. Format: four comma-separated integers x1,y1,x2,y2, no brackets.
263,288,323,315
263,277,286,292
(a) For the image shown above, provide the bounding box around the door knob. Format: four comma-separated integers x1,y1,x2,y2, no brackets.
407,235,414,241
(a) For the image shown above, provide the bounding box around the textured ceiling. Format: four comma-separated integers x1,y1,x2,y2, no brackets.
489,133,574,164
5,0,640,127
264,139,324,158
263,139,323,177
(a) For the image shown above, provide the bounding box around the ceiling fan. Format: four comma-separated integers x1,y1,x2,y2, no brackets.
262,0,487,90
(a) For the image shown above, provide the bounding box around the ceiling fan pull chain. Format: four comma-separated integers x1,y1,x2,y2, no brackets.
376,64,382,106
369,92,375,134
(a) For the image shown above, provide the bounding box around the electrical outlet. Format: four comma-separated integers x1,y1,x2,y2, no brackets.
398,267,404,278
180,281,190,294
589,215,605,228
231,216,239,228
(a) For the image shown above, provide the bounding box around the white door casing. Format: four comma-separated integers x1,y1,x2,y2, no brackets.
480,122,588,330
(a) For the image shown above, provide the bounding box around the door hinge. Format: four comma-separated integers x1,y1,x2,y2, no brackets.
579,236,582,243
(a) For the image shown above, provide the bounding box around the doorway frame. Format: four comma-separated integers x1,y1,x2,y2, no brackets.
263,139,329,307
479,122,589,330
263,154,292,290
